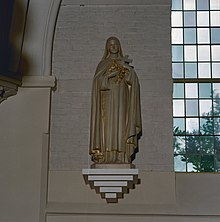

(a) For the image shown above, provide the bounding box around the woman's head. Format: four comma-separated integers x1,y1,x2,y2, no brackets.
102,36,123,59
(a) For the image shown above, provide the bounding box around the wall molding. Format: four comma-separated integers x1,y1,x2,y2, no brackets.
22,0,62,76
62,0,171,6
22,76,56,88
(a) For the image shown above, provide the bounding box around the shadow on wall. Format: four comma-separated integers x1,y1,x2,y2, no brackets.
0,0,30,82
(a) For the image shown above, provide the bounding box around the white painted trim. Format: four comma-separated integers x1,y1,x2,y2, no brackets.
22,76,56,88
62,0,171,6
40,133,50,222
0,80,18,90
48,171,176,208
42,0,62,76
94,181,128,186
105,193,117,198
22,0,62,76
100,187,122,193
88,175,134,180
82,169,138,174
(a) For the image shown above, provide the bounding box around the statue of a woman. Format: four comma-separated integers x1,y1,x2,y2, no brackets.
89,37,142,164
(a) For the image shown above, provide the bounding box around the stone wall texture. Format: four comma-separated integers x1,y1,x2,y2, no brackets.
50,0,173,170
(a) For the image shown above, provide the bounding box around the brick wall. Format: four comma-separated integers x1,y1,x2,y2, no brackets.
50,0,173,171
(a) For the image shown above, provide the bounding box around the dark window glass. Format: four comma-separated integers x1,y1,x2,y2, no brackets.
184,28,196,44
214,118,220,134
200,117,214,135
174,118,185,132
185,63,197,78
174,154,187,172
184,12,196,27
186,100,198,116
201,155,215,172
197,0,209,10
173,83,184,98
199,83,212,98
173,63,184,78
172,46,183,61
211,28,220,44
172,0,182,10
187,155,201,172
174,136,186,154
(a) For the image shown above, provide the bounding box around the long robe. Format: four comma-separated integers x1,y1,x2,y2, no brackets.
89,58,142,163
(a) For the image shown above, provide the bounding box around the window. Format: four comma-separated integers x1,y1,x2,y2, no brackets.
172,0,220,172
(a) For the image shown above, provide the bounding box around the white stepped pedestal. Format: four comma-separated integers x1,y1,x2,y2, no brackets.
82,167,139,203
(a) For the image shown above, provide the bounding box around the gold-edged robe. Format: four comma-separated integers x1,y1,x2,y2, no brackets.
90,58,142,163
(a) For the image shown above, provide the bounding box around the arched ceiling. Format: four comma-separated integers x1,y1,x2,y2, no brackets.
22,0,61,76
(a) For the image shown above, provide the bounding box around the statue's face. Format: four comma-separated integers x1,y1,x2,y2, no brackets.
108,39,120,55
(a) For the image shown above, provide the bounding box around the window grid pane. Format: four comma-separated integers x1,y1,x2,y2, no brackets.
172,0,220,172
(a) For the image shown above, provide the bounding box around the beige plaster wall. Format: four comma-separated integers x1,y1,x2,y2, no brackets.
47,215,220,222
50,0,173,171
46,172,220,221
47,171,176,206
0,1,220,222
48,2,220,221
0,76,55,222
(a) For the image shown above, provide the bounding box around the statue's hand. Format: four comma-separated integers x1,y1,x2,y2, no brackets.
108,70,119,79
118,60,132,71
